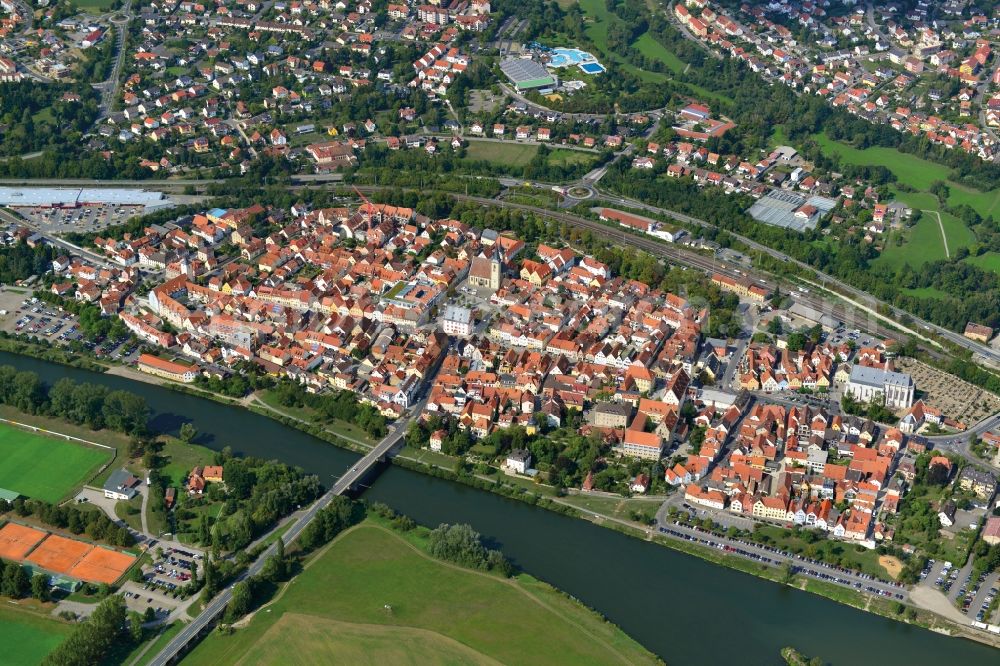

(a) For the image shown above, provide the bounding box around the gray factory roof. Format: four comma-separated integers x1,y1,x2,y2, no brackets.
499,58,556,89
0,187,168,210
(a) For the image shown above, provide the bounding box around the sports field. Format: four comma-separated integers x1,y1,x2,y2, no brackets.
71,546,136,584
24,533,135,584
185,523,658,666
0,605,72,665
27,534,92,574
0,522,47,560
0,424,110,503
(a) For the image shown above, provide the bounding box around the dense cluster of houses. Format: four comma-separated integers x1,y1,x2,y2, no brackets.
41,0,498,173
673,0,1000,161
683,401,914,546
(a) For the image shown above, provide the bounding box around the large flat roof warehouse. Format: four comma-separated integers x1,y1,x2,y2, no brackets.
0,187,172,211
500,58,557,91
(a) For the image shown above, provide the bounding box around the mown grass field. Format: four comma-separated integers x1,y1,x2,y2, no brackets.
875,215,952,269
73,0,118,12
0,605,72,665
547,148,596,167
902,286,950,300
464,141,539,166
964,251,1000,273
813,133,1000,219
812,133,951,191
632,32,685,74
239,615,501,666
184,523,659,666
158,437,216,489
577,0,667,85
811,138,1000,278
0,424,110,502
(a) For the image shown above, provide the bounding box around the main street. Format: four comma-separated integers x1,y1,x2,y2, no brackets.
95,0,134,120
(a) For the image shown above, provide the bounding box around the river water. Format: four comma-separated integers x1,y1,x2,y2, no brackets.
3,351,996,665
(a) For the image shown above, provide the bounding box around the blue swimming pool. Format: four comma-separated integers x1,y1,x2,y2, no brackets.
548,47,597,68
578,61,606,74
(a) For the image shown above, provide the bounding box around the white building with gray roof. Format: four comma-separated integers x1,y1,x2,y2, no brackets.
846,365,914,410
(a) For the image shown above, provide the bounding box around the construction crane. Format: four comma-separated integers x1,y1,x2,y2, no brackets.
353,185,375,229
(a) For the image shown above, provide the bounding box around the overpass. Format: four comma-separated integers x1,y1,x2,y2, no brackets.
146,420,411,666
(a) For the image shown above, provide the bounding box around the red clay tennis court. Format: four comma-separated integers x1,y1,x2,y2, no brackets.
69,547,135,584
26,534,92,575
0,523,46,560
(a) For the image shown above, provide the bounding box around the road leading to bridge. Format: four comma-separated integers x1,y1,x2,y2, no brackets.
146,386,430,666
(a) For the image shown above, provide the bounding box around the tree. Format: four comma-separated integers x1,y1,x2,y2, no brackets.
43,595,126,666
31,573,50,601
227,580,253,621
2,562,29,598
128,611,144,642
179,422,198,444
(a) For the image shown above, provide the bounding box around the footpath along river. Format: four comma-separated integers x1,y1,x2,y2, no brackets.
2,351,997,665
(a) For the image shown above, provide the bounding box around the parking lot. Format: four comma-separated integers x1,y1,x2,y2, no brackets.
0,294,81,342
0,294,141,362
119,580,182,621
920,558,1000,624
121,544,203,620
14,204,145,234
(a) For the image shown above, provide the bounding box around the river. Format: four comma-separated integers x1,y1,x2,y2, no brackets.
3,351,996,665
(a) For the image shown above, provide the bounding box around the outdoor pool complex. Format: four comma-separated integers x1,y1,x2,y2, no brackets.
548,47,605,73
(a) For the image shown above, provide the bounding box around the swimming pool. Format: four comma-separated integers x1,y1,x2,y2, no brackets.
548,47,596,68
578,61,606,74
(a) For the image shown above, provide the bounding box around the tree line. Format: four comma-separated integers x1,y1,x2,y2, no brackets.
0,498,135,548
270,379,388,438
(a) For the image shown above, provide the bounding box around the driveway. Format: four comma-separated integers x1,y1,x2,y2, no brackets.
73,487,129,523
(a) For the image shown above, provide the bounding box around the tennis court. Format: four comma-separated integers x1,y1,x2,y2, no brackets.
69,547,135,584
0,523,46,560
26,534,91,576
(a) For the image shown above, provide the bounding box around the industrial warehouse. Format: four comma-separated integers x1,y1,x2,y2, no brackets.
0,187,171,211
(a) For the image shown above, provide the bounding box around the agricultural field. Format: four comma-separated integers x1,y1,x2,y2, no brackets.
0,605,72,665
0,424,110,503
464,141,539,167
185,523,658,666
